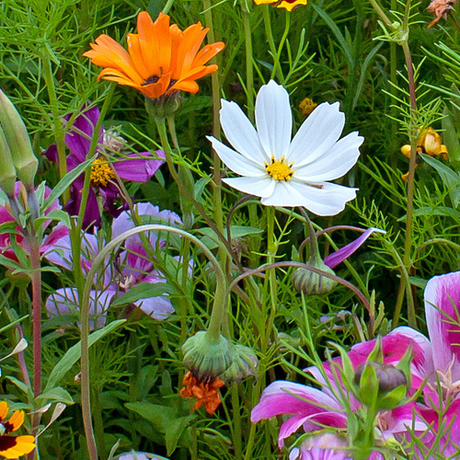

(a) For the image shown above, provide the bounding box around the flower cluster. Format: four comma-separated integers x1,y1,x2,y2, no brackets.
252,270,460,458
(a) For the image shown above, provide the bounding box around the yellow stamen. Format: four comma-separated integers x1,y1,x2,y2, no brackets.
90,159,115,187
265,156,294,181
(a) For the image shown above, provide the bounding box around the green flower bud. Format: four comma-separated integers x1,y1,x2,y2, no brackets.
0,127,17,195
220,344,258,383
354,361,408,410
182,331,234,380
291,260,338,295
145,92,182,120
0,90,38,187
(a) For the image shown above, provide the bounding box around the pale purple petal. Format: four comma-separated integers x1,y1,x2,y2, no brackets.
113,151,165,182
324,228,383,269
118,452,164,460
134,296,174,321
294,433,351,460
425,271,460,379
40,225,69,254
45,287,115,330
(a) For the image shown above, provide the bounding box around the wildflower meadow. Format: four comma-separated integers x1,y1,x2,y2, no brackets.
1,0,460,458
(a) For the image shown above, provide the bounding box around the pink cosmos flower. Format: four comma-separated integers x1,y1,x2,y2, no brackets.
251,327,432,457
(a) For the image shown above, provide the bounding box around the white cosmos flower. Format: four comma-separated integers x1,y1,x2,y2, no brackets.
208,80,364,216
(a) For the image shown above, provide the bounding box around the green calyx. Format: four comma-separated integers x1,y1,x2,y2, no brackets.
182,331,234,380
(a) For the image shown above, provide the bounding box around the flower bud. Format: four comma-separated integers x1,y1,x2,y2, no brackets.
182,331,234,380
0,127,17,195
292,260,338,295
145,92,182,120
354,361,408,410
220,344,258,383
0,90,38,187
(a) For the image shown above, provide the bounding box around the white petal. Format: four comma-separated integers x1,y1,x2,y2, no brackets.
223,175,276,198
208,137,265,176
295,131,363,181
220,99,269,164
288,102,345,167
261,180,357,216
255,80,292,160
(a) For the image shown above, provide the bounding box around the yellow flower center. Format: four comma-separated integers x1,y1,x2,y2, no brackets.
90,159,115,187
265,156,294,181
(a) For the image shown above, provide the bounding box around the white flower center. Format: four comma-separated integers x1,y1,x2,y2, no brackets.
265,156,294,181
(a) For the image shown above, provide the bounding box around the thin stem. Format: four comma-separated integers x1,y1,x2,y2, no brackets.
242,3,255,119
231,382,243,460
162,0,175,14
401,40,417,329
261,6,279,73
80,225,227,460
271,11,290,83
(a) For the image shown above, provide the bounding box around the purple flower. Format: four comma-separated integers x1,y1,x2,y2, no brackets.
44,104,165,229
117,453,168,460
323,227,384,269
44,203,181,328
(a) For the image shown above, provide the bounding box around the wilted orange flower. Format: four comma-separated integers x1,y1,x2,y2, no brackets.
401,126,448,181
180,371,225,415
254,0,307,11
0,402,35,459
427,0,457,27
84,12,225,100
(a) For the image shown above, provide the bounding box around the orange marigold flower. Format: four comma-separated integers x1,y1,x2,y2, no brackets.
83,12,225,100
180,371,225,415
254,0,307,11
0,401,35,459
427,0,457,27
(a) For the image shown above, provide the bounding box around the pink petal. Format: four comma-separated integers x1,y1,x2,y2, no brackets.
113,150,165,182
425,271,460,378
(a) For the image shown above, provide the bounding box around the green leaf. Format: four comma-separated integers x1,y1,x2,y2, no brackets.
165,415,196,456
198,225,263,250
36,386,74,405
44,319,126,392
111,282,174,307
420,153,460,207
42,156,96,213
311,4,353,64
125,401,177,433
34,209,71,231
442,106,460,166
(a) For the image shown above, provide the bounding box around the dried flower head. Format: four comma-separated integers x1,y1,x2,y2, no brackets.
427,0,457,27
299,97,318,116
180,372,225,415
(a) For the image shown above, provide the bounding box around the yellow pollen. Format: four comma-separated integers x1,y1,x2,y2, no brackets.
90,158,115,187
265,156,294,181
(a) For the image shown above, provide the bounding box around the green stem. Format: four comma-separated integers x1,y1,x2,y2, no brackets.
231,382,243,460
271,11,290,83
80,226,227,460
42,56,68,201
242,3,255,119
162,0,175,14
262,6,279,74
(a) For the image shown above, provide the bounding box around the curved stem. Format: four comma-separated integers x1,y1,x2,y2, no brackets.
226,261,371,313
80,225,227,460
270,11,290,83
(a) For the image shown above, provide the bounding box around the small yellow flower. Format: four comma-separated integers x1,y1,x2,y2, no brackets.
401,127,448,181
0,402,35,459
253,0,307,11
299,97,318,116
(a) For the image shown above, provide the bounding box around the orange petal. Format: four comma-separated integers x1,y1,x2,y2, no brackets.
0,401,9,421
141,74,172,99
192,43,225,68
8,410,24,431
97,68,144,88
127,34,151,80
276,0,307,11
173,24,207,78
170,80,199,94
84,35,143,85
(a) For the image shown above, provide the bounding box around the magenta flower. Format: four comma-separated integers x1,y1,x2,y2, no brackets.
44,203,181,328
44,104,165,229
251,327,431,457
0,182,67,265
